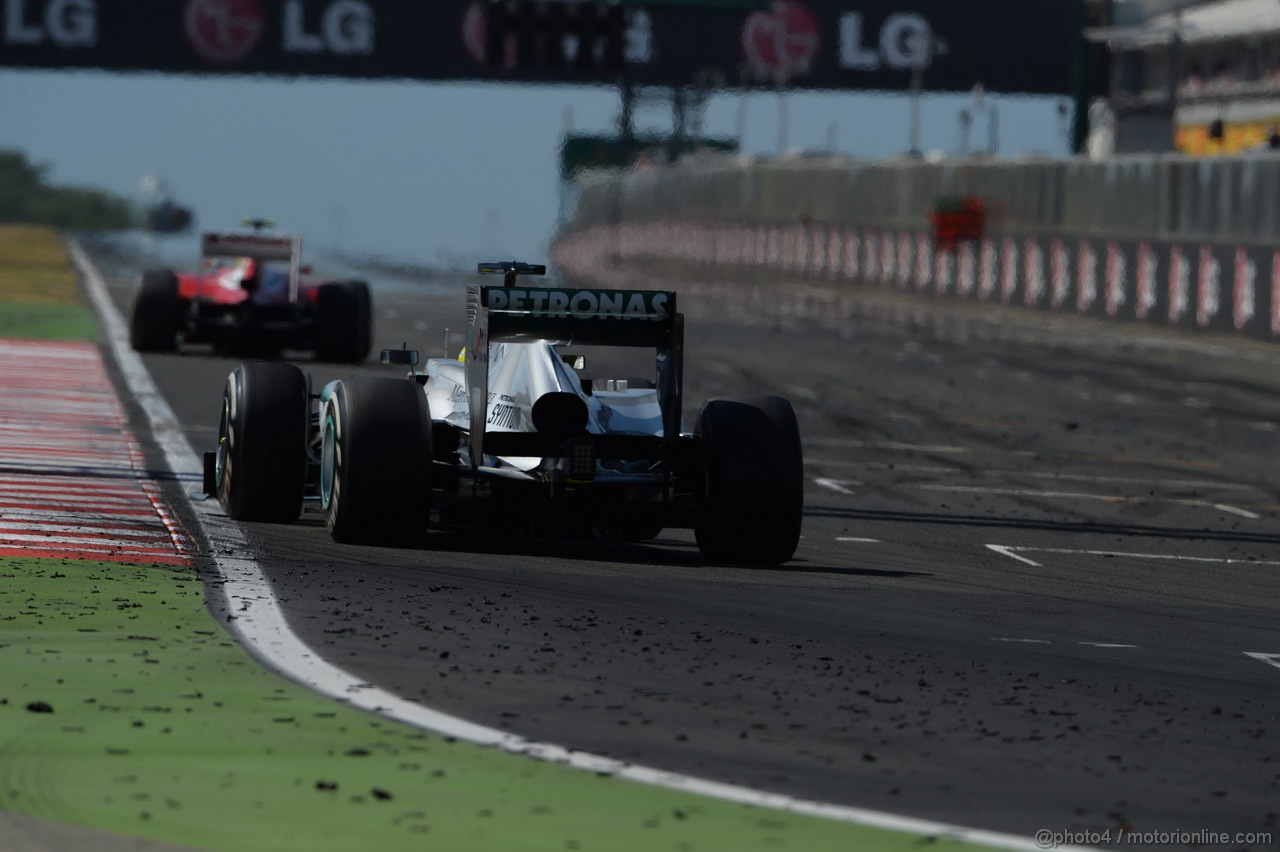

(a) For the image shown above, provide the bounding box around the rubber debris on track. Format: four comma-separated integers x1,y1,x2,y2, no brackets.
0,339,191,566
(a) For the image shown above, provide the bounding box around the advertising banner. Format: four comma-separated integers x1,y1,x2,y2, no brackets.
0,0,1084,95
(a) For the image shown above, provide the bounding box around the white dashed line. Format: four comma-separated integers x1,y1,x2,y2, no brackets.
924,484,1265,518
986,544,1280,568
805,438,969,454
1244,652,1280,672
804,460,1247,491
813,477,859,495
985,544,1042,567
1213,503,1261,519
835,537,881,543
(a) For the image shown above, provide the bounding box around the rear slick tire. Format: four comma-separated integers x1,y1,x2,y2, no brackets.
694,395,803,566
321,377,433,546
215,361,308,523
316,282,370,364
130,270,181,353
347,280,373,363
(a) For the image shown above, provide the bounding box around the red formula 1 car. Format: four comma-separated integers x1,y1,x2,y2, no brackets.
129,222,372,363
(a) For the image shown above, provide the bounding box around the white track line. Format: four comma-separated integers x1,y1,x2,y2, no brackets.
1214,503,1262,519
804,460,1251,491
69,237,1076,852
1244,652,1280,672
806,438,969,454
986,544,1280,568
922,484,1262,518
985,544,1042,567
813,477,859,495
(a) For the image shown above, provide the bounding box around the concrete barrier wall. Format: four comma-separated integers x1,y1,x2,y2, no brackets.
554,153,1280,341
566,153,1280,241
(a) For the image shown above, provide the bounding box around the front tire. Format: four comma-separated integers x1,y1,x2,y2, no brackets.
130,270,181,353
215,361,308,522
321,377,433,545
694,395,803,566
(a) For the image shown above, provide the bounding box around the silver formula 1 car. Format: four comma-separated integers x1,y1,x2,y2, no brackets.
203,262,802,565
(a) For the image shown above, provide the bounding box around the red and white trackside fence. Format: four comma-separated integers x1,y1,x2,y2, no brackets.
552,221,1280,340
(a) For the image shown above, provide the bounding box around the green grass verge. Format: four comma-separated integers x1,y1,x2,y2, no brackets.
0,301,97,341
0,224,97,342
0,225,81,305
0,557,987,851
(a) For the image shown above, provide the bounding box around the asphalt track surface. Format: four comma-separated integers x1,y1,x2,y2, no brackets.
97,253,1280,848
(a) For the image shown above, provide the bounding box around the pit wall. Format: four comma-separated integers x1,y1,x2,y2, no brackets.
551,154,1280,341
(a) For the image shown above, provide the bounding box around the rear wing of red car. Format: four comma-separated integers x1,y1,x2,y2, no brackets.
201,231,303,301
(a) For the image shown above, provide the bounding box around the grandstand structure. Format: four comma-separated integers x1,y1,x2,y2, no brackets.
1092,0,1280,154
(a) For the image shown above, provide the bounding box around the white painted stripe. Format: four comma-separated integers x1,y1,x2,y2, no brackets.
806,438,969,454
0,543,183,558
0,428,125,439
0,462,143,475
0,505,158,521
0,444,130,456
813,477,859,495
0,532,178,548
0,422,111,432
985,544,1041,567
1244,652,1280,671
986,544,1280,567
71,238,1067,851
0,523,172,541
0,448,134,462
0,471,140,484
0,486,149,503
0,390,115,403
1213,503,1261,519
0,404,117,418
835,537,881,543
803,460,1249,491
925,484,1267,518
806,461,956,473
0,475,150,495
0,493,143,508
925,484,1128,499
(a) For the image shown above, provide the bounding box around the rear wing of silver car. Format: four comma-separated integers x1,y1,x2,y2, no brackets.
481,285,676,348
201,231,303,302
478,260,547,288
465,265,683,461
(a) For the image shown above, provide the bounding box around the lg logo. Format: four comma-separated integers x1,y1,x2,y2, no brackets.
839,12,943,72
284,0,373,56
3,0,96,48
184,0,373,65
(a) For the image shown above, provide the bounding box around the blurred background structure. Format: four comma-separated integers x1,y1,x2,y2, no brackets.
1089,0,1280,155
0,0,1101,268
